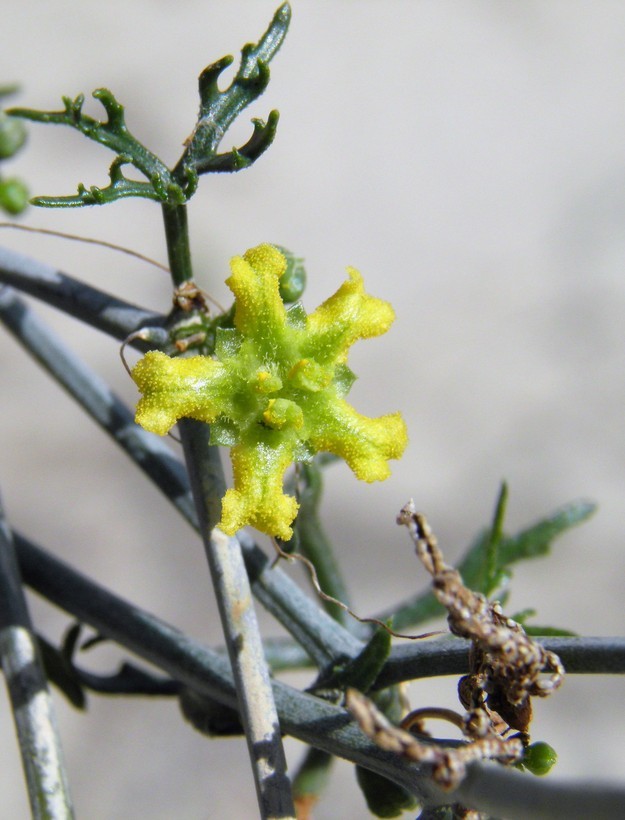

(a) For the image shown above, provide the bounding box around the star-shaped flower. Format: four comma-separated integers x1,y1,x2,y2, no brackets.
132,244,408,540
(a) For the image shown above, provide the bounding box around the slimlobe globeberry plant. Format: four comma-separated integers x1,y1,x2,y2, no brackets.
1,5,625,818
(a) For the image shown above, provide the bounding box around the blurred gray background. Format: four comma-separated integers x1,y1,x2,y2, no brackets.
1,1,624,816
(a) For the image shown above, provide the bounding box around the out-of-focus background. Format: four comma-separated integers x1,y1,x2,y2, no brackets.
1,1,624,816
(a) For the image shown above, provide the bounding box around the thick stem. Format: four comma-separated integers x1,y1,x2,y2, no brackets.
0,493,74,819
0,245,164,344
15,533,625,818
162,156,294,814
179,417,295,820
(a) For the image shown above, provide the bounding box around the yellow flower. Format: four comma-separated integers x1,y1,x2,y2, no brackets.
132,244,407,539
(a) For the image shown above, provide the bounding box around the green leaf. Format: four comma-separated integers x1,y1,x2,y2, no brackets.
9,89,179,206
498,499,596,564
173,3,290,181
7,5,290,206
326,626,392,693
384,486,596,631
523,625,578,637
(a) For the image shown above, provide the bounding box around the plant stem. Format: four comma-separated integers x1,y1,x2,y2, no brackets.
161,204,193,286
0,245,164,343
163,178,294,814
0,493,74,819
15,532,625,818
0,286,197,528
374,635,625,690
179,420,295,818
240,529,362,668
12,531,439,803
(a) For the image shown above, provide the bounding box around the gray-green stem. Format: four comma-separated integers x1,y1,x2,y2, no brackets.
0,491,74,819
15,532,625,818
164,189,294,814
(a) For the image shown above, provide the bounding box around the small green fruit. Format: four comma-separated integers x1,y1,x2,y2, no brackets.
523,741,557,776
0,177,29,214
0,115,27,159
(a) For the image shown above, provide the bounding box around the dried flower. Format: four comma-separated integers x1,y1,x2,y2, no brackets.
346,688,522,791
397,501,564,735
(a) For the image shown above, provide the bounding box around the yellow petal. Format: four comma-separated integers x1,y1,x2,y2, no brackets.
219,431,299,540
132,350,225,435
306,395,408,482
304,267,396,363
226,244,288,355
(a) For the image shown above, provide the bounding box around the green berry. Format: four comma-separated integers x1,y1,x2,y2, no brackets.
0,177,29,214
0,115,27,159
523,741,557,776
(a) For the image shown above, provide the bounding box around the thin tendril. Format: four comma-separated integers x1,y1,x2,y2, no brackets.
400,707,467,735
0,222,228,315
0,222,170,273
270,537,442,642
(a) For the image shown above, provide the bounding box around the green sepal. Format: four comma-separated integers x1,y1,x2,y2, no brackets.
214,325,242,357
333,363,357,396
285,301,307,328
209,419,238,447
